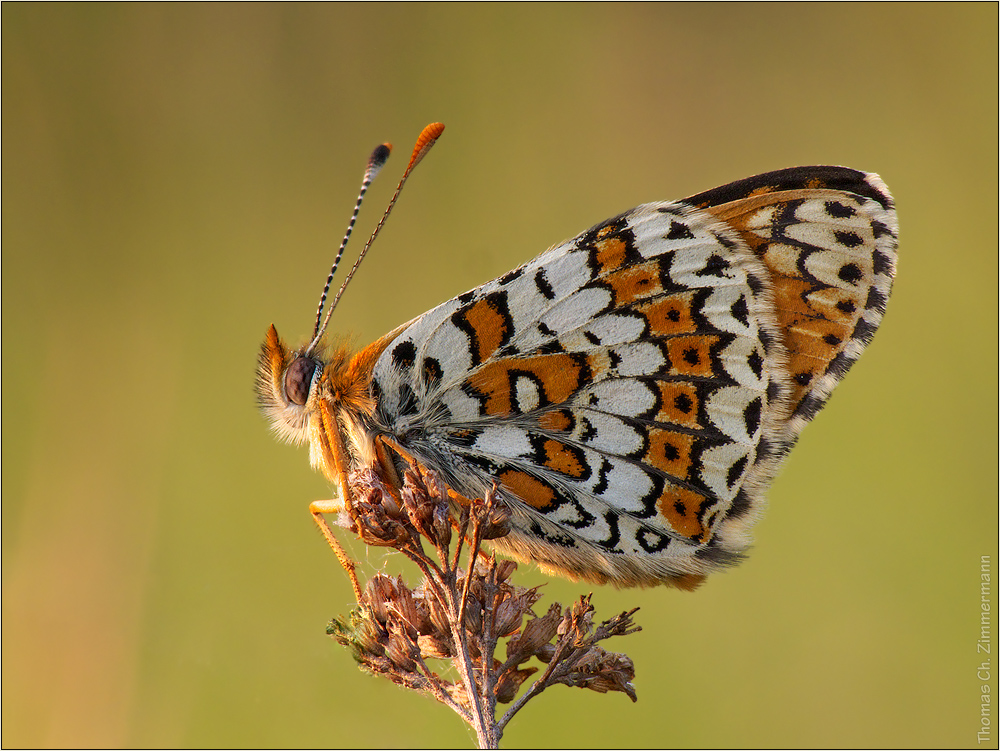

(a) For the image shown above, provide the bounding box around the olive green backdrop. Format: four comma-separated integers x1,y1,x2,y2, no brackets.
4,4,997,748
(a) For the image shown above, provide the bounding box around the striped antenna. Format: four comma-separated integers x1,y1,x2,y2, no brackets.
313,122,446,347
309,142,392,350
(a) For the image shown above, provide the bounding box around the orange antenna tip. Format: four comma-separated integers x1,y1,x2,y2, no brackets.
407,122,445,172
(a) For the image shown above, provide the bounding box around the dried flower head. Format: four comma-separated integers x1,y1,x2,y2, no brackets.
318,468,641,749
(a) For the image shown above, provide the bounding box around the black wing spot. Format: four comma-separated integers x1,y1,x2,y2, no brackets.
446,428,481,447
534,268,555,299
838,263,864,285
873,248,893,275
743,397,762,437
397,384,419,417
666,220,695,240
661,440,680,461
422,357,443,385
674,392,693,414
499,267,524,286
391,341,417,368
726,454,748,489
695,253,730,278
636,526,671,554
730,295,749,327
834,230,864,248
824,200,856,218
865,286,888,313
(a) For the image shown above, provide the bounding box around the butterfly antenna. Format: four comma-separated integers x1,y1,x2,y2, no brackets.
308,142,393,352
314,122,446,344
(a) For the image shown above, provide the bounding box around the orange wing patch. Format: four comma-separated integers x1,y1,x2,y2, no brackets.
602,259,665,305
538,408,574,432
453,292,513,365
591,229,630,274
539,438,588,479
657,484,711,541
665,335,719,378
499,469,558,510
654,382,702,429
645,428,696,478
633,291,699,337
465,354,587,416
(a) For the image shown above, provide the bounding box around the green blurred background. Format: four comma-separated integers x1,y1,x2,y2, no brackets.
3,4,997,748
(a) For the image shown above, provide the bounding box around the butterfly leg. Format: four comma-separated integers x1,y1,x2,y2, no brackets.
309,498,363,602
378,434,480,508
373,436,403,491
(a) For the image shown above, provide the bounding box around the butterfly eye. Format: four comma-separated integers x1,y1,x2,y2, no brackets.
284,356,318,406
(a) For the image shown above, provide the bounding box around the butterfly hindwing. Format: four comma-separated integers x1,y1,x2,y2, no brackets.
370,190,802,585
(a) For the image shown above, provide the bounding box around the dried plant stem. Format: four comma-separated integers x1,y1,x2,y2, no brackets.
324,468,640,749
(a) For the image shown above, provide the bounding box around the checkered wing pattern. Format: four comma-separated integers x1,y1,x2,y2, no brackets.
364,167,898,587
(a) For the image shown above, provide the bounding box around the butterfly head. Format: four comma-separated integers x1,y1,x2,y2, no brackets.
256,324,324,446
255,125,445,443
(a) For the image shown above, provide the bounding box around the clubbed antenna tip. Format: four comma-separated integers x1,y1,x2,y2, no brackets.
369,143,391,178
309,124,445,352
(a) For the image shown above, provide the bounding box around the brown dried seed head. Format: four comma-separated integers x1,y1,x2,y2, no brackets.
464,571,487,603
422,589,451,636
385,631,417,673
462,598,483,634
356,508,411,547
432,503,452,546
494,559,517,583
507,603,561,662
417,633,454,659
347,468,378,495
380,492,402,519
400,479,437,536
425,469,450,502
399,478,427,512
410,592,435,635
596,651,635,679
391,579,421,638
559,596,595,643
560,646,637,700
351,613,387,657
365,575,395,623
535,643,556,663
493,595,526,638
473,485,512,540
481,513,511,540
494,666,537,704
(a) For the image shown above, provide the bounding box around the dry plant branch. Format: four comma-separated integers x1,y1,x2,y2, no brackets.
323,467,641,749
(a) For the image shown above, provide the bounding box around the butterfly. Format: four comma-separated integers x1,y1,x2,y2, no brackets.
257,123,898,590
